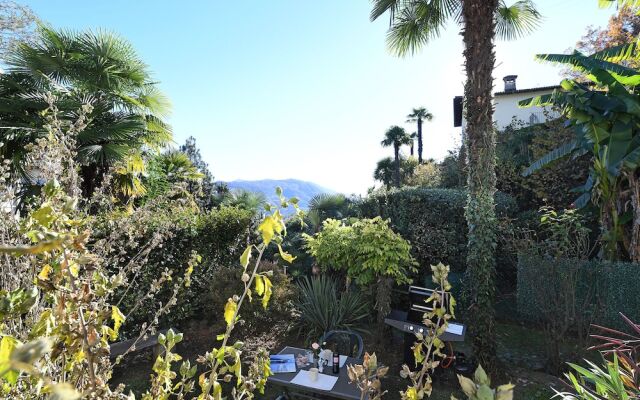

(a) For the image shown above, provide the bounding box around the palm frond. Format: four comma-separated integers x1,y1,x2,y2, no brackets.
495,0,542,41
523,140,578,176
370,0,403,22
386,0,459,56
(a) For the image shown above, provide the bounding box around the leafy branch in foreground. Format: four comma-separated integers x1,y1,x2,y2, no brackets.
193,187,303,400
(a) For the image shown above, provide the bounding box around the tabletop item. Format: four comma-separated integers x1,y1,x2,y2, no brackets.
270,354,296,373
295,353,308,368
305,350,315,366
269,346,362,400
309,367,319,382
290,370,338,391
332,352,340,374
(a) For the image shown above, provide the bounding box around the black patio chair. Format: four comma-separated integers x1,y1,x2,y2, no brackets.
319,330,364,359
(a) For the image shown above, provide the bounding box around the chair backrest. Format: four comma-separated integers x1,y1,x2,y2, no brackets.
319,330,364,359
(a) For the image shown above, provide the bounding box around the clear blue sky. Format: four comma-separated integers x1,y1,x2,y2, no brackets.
25,0,613,194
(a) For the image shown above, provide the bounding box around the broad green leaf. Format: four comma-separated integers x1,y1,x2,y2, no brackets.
523,141,577,176
224,299,237,327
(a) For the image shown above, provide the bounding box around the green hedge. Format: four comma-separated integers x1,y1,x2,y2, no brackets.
358,188,517,275
517,253,640,330
114,205,254,332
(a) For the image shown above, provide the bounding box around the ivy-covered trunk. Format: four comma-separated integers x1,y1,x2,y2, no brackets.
417,118,423,164
462,0,499,372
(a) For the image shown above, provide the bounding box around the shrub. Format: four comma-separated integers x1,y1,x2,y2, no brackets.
294,275,369,343
202,261,297,335
406,161,441,187
304,217,416,326
358,188,517,277
99,203,254,333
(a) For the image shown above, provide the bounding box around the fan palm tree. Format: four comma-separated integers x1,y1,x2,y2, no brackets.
307,193,349,232
223,189,267,213
381,125,413,187
374,156,418,188
0,25,171,197
406,107,433,164
371,0,541,371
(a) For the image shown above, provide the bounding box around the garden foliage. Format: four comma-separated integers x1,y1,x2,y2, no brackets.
358,188,517,277
304,217,416,326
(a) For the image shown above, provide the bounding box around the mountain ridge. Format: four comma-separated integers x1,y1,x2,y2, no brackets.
224,178,336,210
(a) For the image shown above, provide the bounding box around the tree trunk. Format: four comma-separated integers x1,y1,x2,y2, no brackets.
462,0,499,373
417,118,423,164
394,145,401,187
375,276,393,342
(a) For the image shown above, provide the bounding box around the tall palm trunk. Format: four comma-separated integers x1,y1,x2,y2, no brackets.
462,0,499,372
417,118,423,164
394,144,401,187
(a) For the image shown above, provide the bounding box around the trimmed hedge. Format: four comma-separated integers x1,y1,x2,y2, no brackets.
358,188,517,275
112,205,254,332
517,253,640,330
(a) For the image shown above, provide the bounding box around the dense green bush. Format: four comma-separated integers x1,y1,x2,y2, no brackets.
358,188,517,278
101,203,254,333
517,254,640,331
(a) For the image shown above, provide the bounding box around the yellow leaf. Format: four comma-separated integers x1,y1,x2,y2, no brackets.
224,299,237,327
258,215,282,245
111,306,126,340
262,276,273,309
240,246,252,269
38,265,52,280
0,335,21,385
68,262,80,278
405,387,418,400
277,244,295,263
255,275,264,296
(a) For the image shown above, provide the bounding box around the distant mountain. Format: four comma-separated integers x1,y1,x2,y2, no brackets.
225,179,336,210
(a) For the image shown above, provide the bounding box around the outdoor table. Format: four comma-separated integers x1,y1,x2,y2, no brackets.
268,346,362,400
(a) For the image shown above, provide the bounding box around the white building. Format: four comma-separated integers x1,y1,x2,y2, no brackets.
493,75,559,130
453,75,560,131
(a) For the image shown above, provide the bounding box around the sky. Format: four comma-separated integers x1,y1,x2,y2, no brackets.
24,0,614,194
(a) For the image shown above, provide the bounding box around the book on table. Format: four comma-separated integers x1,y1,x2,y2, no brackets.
270,354,296,373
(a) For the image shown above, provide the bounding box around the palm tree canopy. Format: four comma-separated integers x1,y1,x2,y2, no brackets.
0,25,172,177
370,0,541,56
381,125,412,148
406,107,434,122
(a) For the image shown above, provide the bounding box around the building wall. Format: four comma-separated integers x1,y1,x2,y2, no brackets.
493,88,558,130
